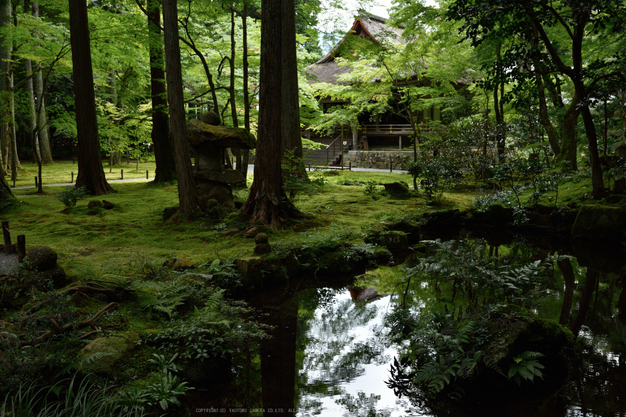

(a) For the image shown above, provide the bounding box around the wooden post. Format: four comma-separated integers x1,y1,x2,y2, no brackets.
121,169,124,180
389,156,393,173
71,172,74,183
35,176,38,188
349,162,352,171
17,235,25,262
2,220,11,254
146,170,149,179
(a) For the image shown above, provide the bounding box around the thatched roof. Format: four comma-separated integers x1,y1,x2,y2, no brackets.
307,13,406,85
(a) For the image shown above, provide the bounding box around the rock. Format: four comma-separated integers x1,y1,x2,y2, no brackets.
24,266,69,291
200,110,221,126
421,209,461,235
199,198,221,220
384,181,410,195
78,332,140,376
571,205,626,241
87,199,102,209
25,246,58,271
196,182,235,210
376,231,409,251
235,256,265,291
613,177,626,194
187,119,256,150
102,200,115,209
164,257,195,271
254,233,271,254
163,206,179,221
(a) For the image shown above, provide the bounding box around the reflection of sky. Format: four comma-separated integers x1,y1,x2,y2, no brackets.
298,290,428,417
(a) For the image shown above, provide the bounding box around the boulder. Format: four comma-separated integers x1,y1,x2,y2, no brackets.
25,246,58,271
102,200,115,210
88,199,102,209
384,181,410,196
613,177,626,194
571,205,626,241
24,267,69,291
200,110,221,126
78,332,140,376
164,257,195,271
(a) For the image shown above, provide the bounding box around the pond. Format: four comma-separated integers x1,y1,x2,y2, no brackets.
189,232,626,417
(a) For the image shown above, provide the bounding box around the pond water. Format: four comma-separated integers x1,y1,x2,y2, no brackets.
190,233,626,417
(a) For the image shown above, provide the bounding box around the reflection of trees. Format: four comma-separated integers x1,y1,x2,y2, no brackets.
297,294,392,416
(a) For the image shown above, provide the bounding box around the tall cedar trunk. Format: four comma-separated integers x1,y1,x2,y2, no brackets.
9,64,19,181
26,57,43,193
25,58,42,163
162,0,198,212
241,0,300,229
0,0,10,176
0,168,12,204
280,0,305,178
69,0,113,195
32,2,52,163
147,0,175,182
239,5,250,181
576,80,606,197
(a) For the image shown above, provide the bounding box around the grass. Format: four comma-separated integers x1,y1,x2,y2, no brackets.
4,161,615,280
8,160,157,189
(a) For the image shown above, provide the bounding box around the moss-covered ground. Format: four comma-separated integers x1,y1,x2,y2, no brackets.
5,161,622,279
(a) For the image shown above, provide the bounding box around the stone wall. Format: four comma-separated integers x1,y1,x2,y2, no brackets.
344,150,413,170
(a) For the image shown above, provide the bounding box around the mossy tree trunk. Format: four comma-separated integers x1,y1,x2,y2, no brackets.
147,0,176,183
69,0,114,195
163,0,198,212
241,0,301,228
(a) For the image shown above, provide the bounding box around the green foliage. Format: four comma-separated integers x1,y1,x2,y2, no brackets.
410,158,464,203
1,374,145,417
282,149,326,201
507,351,545,386
385,239,559,402
57,186,89,209
117,354,190,414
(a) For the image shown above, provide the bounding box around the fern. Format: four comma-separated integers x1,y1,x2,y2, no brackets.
507,351,545,385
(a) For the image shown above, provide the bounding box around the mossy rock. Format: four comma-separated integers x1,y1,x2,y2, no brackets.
78,332,140,376
571,205,626,241
369,231,409,251
25,246,58,271
164,257,195,271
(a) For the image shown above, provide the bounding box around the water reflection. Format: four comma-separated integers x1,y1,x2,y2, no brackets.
191,236,626,417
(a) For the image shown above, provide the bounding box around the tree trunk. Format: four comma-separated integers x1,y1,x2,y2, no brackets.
558,91,580,171
535,70,560,156
147,0,175,183
238,5,250,185
574,80,605,198
0,0,10,176
280,0,305,178
241,0,301,229
69,0,113,195
0,167,13,206
162,0,198,212
32,2,52,163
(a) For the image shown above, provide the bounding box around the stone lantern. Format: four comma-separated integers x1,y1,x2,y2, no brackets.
187,112,256,210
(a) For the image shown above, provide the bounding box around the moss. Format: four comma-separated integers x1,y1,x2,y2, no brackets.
78,332,141,376
571,205,626,241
